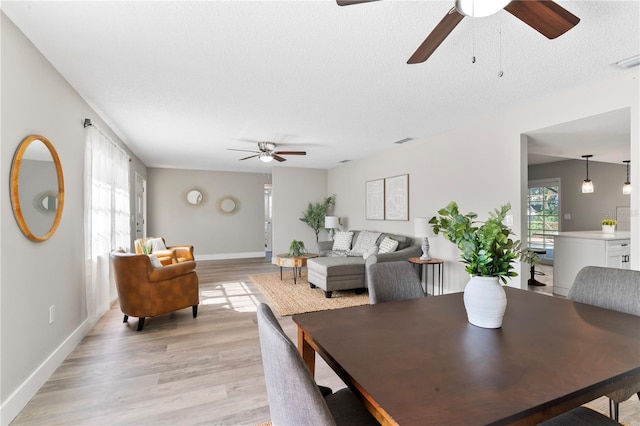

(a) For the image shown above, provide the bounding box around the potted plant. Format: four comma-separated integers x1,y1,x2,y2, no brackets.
601,219,617,234
299,195,336,249
289,240,307,257
429,201,538,329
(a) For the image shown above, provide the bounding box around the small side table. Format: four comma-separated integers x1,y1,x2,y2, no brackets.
275,253,318,284
408,257,444,296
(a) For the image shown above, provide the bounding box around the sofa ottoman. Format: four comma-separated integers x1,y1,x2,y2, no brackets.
307,256,366,298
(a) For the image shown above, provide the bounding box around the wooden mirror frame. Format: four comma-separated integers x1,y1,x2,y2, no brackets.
10,135,65,242
186,188,204,205
217,195,240,215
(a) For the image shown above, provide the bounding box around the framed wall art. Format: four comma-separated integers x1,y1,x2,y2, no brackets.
384,174,409,221
365,179,385,220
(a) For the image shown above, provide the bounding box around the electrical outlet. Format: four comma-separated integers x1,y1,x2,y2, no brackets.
49,305,55,324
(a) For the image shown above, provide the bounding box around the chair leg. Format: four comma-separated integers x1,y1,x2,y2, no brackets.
192,305,198,318
123,315,128,323
609,399,619,421
137,317,145,331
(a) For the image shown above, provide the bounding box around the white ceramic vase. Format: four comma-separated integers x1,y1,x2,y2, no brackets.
463,276,507,329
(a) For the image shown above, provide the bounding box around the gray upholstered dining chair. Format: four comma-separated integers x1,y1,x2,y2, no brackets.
365,256,425,304
567,266,640,422
256,303,378,426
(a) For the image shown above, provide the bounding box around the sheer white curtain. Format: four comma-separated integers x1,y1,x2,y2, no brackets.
84,126,130,321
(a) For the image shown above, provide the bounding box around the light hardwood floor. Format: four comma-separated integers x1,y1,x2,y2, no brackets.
11,258,639,425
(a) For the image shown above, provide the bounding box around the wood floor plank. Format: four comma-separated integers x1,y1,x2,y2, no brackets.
10,257,639,425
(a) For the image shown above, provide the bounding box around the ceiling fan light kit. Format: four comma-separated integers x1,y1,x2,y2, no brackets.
341,0,580,65
455,0,511,18
228,142,306,163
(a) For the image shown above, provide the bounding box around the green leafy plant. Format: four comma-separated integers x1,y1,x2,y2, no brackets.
429,201,538,284
299,195,336,244
289,240,307,257
601,219,617,226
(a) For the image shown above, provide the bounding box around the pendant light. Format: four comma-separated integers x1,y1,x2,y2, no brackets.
581,155,594,193
623,160,631,194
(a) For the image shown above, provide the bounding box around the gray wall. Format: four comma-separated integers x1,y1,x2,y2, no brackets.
529,159,631,232
272,167,329,257
0,13,146,423
146,168,269,258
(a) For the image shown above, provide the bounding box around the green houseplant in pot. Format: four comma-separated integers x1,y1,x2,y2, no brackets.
601,218,617,234
429,201,537,329
299,195,336,250
288,240,307,257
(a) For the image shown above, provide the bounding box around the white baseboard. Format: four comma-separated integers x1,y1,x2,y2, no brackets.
0,317,96,425
195,251,266,261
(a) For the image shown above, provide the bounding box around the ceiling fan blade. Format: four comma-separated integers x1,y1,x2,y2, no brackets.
272,155,287,162
336,0,380,6
239,154,259,161
407,7,464,64
228,148,260,154
504,0,580,39
274,151,307,156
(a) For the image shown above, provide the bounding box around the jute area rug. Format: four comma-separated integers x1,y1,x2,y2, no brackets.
249,271,369,316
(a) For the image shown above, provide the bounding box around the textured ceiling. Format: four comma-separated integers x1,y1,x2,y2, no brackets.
2,1,639,172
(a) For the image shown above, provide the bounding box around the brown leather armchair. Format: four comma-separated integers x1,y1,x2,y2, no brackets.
110,251,199,331
134,237,194,266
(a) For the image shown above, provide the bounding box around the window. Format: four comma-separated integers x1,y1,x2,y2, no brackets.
528,179,559,261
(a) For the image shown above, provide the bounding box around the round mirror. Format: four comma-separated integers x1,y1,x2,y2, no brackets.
186,189,204,205
10,135,65,242
218,195,240,215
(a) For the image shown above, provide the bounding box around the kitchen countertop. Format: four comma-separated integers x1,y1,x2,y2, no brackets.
552,230,631,240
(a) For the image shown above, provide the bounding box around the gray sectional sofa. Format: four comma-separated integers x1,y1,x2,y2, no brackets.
307,230,422,298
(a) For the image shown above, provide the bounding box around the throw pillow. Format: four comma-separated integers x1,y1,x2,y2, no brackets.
351,231,382,255
148,254,163,268
148,237,167,252
378,237,399,254
362,246,379,260
332,231,353,251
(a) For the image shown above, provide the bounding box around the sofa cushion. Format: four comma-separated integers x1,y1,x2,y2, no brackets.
308,256,365,276
332,231,353,251
351,231,381,255
362,246,379,260
378,237,399,254
377,233,413,251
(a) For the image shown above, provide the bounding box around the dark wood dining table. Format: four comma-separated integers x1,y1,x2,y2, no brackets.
292,287,640,425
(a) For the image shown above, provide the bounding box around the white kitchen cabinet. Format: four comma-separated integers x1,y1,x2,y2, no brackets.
552,231,631,296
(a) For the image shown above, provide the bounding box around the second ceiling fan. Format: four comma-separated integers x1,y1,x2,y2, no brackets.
228,142,306,163
337,0,580,64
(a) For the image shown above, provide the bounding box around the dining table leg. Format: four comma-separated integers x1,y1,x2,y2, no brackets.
297,327,316,377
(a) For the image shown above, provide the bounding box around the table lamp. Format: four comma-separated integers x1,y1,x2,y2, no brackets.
414,217,433,260
325,216,340,240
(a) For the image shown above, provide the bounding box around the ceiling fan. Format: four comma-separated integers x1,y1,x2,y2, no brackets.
337,0,580,64
228,142,306,163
